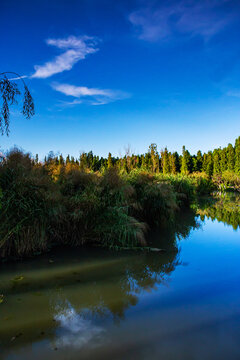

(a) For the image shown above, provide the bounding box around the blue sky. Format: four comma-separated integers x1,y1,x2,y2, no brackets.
1,0,240,159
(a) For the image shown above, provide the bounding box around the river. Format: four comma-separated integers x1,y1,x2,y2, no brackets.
1,197,240,359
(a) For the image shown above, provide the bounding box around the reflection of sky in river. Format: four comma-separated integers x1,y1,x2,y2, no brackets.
54,302,105,349
2,205,240,360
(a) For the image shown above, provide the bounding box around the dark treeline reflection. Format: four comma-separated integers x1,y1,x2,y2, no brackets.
197,194,240,230
0,210,198,350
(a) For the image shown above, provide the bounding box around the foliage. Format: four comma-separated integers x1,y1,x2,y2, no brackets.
212,171,240,193
0,150,50,258
0,151,195,260
1,137,240,260
197,194,240,230
0,72,35,135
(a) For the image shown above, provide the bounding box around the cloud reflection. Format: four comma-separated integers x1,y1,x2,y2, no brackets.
54,302,105,349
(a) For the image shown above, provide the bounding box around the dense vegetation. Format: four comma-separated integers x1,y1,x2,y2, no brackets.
0,136,240,260
197,194,240,230
33,136,240,179
37,136,240,192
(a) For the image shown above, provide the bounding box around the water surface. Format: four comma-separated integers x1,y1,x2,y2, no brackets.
1,199,240,360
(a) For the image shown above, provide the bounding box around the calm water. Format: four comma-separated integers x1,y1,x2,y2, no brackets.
1,200,240,360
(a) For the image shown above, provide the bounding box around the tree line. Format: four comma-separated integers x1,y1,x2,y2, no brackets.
34,136,240,177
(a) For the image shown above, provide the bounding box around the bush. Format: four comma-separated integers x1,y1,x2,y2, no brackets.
128,171,179,226
0,151,200,260
212,171,240,193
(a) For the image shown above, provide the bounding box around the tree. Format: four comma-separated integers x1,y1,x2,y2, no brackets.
227,143,235,171
205,151,213,177
107,152,113,168
149,143,159,173
92,156,99,172
0,72,35,135
220,148,227,173
181,146,191,174
161,148,170,174
235,137,240,175
35,153,39,165
169,152,177,174
213,149,221,174
196,150,203,172
59,154,64,165
87,151,94,169
80,153,87,171
66,155,70,164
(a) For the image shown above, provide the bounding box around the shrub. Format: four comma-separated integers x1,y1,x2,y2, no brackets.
0,166,49,258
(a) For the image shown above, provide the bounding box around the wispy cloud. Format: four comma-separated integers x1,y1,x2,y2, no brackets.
9,75,28,81
227,90,240,98
52,82,130,106
31,35,98,78
129,0,232,42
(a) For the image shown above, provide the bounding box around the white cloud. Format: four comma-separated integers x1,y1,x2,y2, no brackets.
129,0,231,42
54,303,105,349
227,90,240,98
9,75,28,81
57,99,83,107
32,36,98,79
52,83,112,97
52,82,130,106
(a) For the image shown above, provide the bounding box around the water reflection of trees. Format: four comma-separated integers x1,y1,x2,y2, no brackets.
58,209,199,321
0,210,198,350
197,195,240,230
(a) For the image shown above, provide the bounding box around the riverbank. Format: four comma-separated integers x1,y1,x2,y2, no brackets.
0,149,239,261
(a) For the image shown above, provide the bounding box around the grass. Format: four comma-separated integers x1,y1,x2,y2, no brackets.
0,149,215,260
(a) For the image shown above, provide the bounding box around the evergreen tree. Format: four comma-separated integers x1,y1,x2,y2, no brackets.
220,148,227,173
205,151,213,177
235,136,240,174
181,146,191,174
80,153,87,171
192,156,198,172
202,153,207,173
227,143,235,171
59,154,64,165
47,151,55,164
196,150,203,172
161,148,170,174
140,154,146,169
174,152,180,172
213,149,221,174
136,155,141,168
92,156,99,171
66,155,70,164
87,151,94,169
169,152,177,174
107,152,113,168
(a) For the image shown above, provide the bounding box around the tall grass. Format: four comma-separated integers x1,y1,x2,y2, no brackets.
0,149,50,258
0,150,200,260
